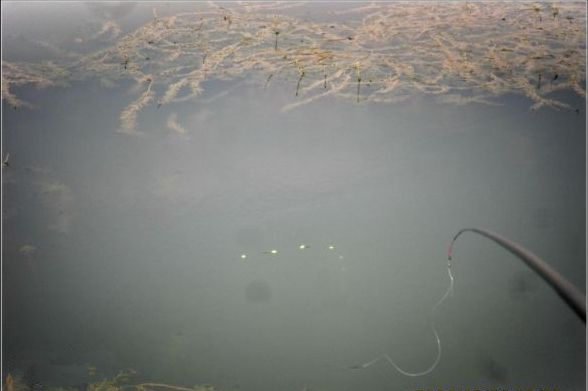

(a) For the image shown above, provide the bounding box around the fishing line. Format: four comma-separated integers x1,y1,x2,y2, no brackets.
352,225,586,377
350,257,454,377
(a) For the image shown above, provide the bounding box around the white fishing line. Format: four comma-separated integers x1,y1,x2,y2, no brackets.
350,260,454,377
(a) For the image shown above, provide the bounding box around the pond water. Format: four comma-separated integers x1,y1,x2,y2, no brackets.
2,2,586,391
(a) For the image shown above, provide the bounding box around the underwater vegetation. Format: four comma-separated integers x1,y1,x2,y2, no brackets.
3,370,217,391
1,2,586,134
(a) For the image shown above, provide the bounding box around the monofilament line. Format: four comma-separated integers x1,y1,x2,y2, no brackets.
350,259,454,377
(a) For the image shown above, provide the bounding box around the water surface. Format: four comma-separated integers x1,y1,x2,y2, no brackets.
2,2,586,391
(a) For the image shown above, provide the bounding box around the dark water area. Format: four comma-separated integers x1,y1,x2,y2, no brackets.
2,2,586,391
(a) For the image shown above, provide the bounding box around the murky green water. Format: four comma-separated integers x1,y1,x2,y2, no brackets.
2,2,586,391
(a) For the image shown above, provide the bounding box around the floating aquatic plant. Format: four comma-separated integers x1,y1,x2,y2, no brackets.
1,2,586,133
295,60,305,96
354,62,361,103
274,30,280,51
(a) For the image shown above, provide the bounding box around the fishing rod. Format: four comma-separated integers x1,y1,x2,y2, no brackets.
448,227,586,323
351,227,584,378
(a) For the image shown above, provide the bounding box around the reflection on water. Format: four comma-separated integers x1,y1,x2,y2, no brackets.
1,2,586,391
